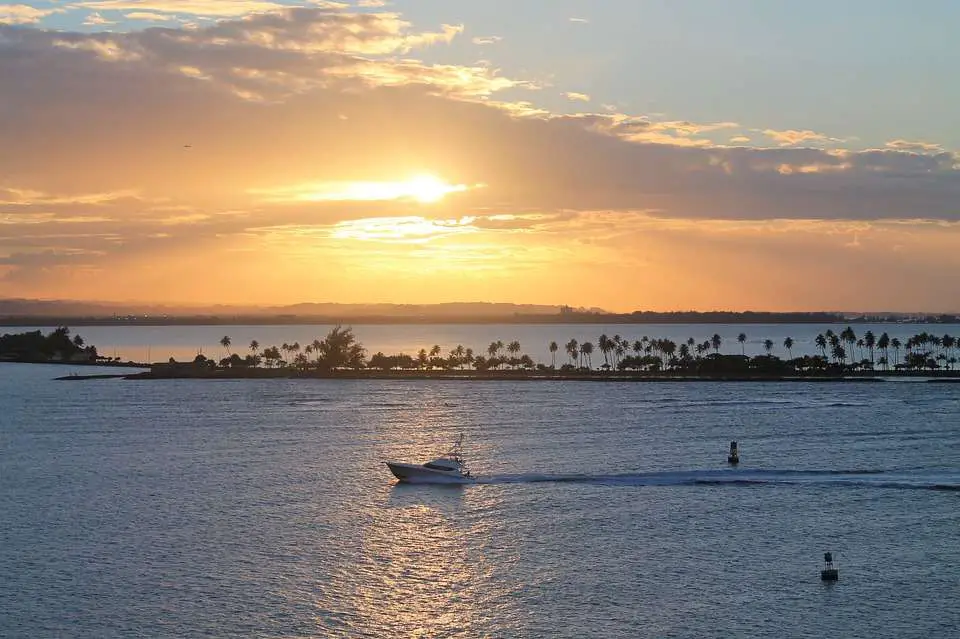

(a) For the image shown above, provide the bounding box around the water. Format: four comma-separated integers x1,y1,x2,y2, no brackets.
5,322,958,364
2,363,959,637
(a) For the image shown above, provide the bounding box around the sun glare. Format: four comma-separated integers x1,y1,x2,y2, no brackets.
251,174,472,204
406,174,454,203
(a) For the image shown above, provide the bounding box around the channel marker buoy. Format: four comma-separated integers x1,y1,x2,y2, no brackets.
727,440,739,465
821,552,839,581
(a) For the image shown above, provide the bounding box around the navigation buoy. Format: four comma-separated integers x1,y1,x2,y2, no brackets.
820,552,839,581
727,441,739,465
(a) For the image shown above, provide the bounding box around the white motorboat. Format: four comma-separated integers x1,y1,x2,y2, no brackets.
385,435,474,484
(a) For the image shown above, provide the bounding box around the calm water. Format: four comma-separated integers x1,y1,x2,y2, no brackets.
6,322,959,364
2,364,959,638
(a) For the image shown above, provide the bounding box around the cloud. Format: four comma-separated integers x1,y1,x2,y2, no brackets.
563,91,590,102
471,35,501,45
1,9,959,304
0,4,60,24
761,128,839,147
124,11,174,20
70,0,336,18
885,139,944,153
568,17,589,23
248,176,476,203
2,14,958,223
83,11,117,26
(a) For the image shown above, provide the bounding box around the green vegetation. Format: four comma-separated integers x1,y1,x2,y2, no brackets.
0,327,99,363
143,325,958,380
162,325,366,373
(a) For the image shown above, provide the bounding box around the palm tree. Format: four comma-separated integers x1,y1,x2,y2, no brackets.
486,341,501,368
815,333,827,358
598,334,612,369
864,330,876,366
711,334,722,354
877,332,890,370
249,340,259,356
565,339,579,367
220,335,232,356
737,332,747,356
763,339,774,355
581,341,594,369
453,344,466,369
417,348,429,369
840,327,857,365
783,337,794,360
263,345,281,368
891,338,902,368
429,344,441,358
831,343,847,366
943,335,956,370
548,341,558,368
507,341,521,368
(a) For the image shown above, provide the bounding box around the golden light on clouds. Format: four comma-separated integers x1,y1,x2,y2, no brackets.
330,215,477,243
3,3,960,313
250,174,475,204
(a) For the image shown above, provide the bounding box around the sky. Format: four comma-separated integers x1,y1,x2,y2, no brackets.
1,0,959,312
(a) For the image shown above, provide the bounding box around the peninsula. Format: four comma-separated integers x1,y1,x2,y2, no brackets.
4,325,953,382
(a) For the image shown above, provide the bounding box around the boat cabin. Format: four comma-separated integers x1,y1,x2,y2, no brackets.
424,458,460,471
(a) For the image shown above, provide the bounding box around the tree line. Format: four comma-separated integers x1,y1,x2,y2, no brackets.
0,327,99,363
197,326,957,374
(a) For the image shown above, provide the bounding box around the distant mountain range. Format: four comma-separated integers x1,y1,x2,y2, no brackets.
1,299,956,325
0,299,599,319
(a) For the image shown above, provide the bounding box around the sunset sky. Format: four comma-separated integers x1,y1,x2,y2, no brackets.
2,0,959,312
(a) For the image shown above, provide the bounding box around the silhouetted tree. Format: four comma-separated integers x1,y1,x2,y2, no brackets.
581,341,594,369
783,337,794,359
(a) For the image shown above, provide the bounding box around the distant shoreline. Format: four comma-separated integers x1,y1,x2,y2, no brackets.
50,367,960,383
3,311,959,327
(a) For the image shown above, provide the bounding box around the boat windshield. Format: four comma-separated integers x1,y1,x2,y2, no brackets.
424,461,457,471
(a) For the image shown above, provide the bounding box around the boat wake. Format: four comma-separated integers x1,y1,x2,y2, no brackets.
473,468,960,492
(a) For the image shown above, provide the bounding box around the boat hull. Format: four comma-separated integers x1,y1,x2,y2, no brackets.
385,462,474,484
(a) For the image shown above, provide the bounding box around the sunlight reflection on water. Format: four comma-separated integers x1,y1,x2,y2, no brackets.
3,367,960,638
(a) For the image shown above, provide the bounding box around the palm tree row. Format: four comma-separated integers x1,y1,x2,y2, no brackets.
191,326,365,370
197,326,958,374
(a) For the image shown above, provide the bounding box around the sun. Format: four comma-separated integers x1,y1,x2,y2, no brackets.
406,174,454,203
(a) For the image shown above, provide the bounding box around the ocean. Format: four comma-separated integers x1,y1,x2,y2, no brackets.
2,360,958,637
